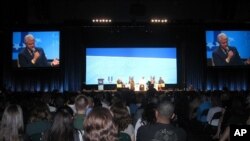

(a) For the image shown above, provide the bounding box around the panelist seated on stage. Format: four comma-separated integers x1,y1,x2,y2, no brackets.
129,76,135,90
158,83,165,90
158,77,165,90
116,79,124,88
139,77,146,91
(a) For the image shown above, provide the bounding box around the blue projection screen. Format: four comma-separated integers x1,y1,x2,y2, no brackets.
86,48,177,85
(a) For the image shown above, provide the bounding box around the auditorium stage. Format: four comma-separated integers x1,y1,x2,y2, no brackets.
81,88,176,94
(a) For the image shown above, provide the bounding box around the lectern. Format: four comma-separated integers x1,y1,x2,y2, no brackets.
98,78,104,90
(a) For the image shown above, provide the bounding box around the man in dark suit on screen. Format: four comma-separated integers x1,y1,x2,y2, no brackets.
18,34,59,67
212,33,250,66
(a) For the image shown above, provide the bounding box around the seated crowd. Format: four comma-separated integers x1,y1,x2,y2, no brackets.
0,88,250,141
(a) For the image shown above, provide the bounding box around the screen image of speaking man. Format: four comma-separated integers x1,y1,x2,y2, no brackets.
18,34,59,67
212,33,250,66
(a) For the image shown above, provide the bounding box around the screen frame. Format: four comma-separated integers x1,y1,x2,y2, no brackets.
84,45,180,89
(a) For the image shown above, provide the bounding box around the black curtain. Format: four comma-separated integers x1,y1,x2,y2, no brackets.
206,68,249,91
183,27,206,90
0,30,4,89
61,27,83,92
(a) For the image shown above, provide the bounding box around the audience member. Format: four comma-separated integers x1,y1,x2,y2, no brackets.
43,106,82,141
111,102,134,141
137,100,186,141
83,107,118,141
73,95,88,131
85,96,94,116
26,101,52,141
134,103,157,141
196,95,211,123
0,104,28,141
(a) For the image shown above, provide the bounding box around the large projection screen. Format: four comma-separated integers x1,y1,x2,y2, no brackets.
86,47,177,85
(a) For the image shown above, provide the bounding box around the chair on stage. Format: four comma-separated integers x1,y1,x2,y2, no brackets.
139,84,145,91
117,84,122,89
158,83,165,90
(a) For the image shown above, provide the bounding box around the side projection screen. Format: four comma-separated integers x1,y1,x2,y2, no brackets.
12,31,60,68
206,30,250,66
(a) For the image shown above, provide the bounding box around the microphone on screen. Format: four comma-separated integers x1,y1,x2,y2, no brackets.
31,48,36,53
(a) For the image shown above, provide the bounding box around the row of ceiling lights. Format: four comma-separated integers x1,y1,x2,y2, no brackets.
92,18,168,23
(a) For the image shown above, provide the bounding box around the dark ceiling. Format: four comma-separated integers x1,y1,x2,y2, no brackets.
1,0,250,26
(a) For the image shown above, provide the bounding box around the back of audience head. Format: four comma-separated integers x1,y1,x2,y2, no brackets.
67,93,77,105
84,107,118,141
156,100,175,120
110,102,132,132
211,96,221,107
0,104,24,141
29,101,51,122
44,106,75,141
75,94,88,112
87,96,94,107
56,105,74,117
54,95,65,109
148,96,159,104
141,102,157,125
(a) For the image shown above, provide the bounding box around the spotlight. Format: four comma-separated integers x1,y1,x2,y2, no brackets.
92,18,112,23
150,18,168,24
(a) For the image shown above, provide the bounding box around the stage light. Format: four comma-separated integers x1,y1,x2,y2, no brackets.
92,18,112,23
150,18,168,24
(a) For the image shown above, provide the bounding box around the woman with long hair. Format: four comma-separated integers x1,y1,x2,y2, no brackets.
0,104,25,141
134,102,157,141
110,102,134,141
84,107,118,141
43,106,82,141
